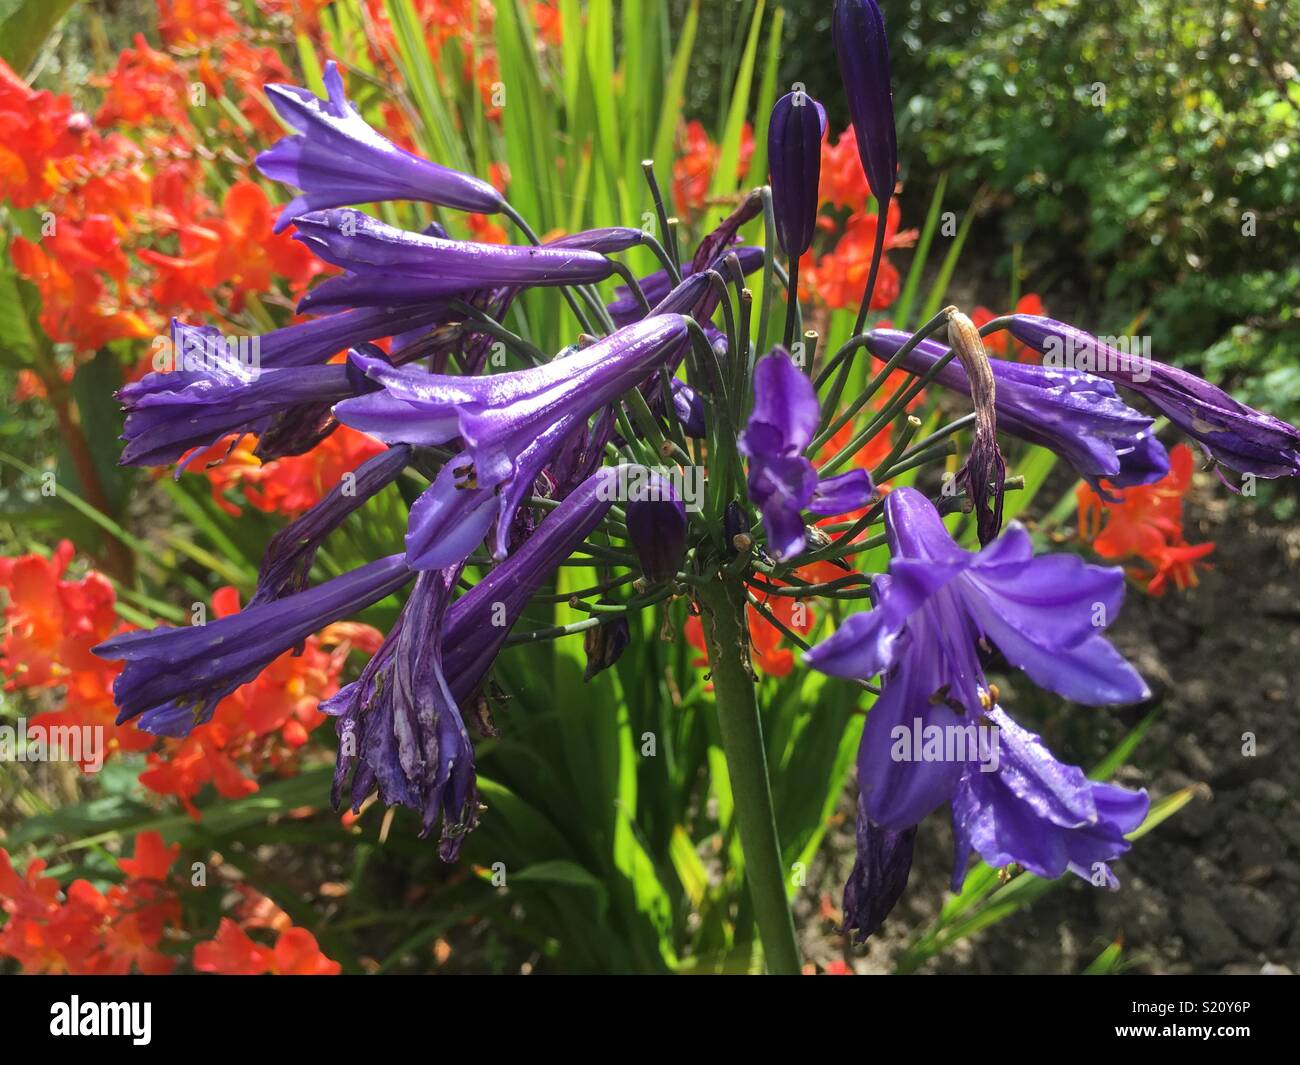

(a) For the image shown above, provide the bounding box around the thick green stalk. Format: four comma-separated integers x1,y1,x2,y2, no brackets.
696,576,801,974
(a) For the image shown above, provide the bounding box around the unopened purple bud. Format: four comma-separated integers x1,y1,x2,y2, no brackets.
842,803,916,944
833,0,898,208
768,89,826,258
625,473,688,582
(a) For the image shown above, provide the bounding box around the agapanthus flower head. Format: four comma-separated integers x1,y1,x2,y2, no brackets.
1007,314,1300,481
740,349,874,561
257,60,504,232
866,328,1169,494
805,487,1149,830
334,315,691,569
832,0,897,208
768,89,827,258
95,554,414,736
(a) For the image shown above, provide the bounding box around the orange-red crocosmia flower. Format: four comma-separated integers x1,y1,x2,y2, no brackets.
193,917,342,975
1077,443,1214,596
0,542,153,766
95,35,191,130
685,590,815,679
672,120,755,219
972,294,1047,363
195,426,387,518
0,832,181,974
801,201,916,312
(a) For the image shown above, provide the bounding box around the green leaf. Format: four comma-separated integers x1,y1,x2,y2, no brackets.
0,0,76,75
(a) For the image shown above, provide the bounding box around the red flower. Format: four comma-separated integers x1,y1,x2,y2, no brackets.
971,294,1046,362
685,589,815,679
801,201,916,312
0,832,181,974
193,917,341,975
1077,443,1215,595
0,542,152,765
194,425,386,518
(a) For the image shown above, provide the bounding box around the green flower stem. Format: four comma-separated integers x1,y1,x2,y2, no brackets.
696,576,802,975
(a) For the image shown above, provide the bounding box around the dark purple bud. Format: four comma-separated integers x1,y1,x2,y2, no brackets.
625,471,688,582
768,89,827,257
833,0,898,208
670,378,707,438
842,799,916,944
583,617,631,681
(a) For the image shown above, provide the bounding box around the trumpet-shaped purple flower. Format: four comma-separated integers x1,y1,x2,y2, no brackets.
950,707,1148,890
94,554,414,737
324,466,627,856
292,209,615,297
740,350,874,560
1008,314,1300,480
257,61,504,232
866,328,1170,493
768,90,827,258
805,487,1148,830
334,315,691,568
832,0,897,208
118,362,357,469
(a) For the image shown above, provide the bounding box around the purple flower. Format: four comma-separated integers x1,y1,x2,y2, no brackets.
950,707,1148,890
292,209,615,297
324,466,626,856
740,350,874,560
768,90,827,258
841,805,916,943
94,554,414,737
832,0,897,208
256,61,504,233
323,565,479,859
334,315,691,568
118,362,356,469
866,328,1170,493
1008,314,1300,480
804,487,1149,830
